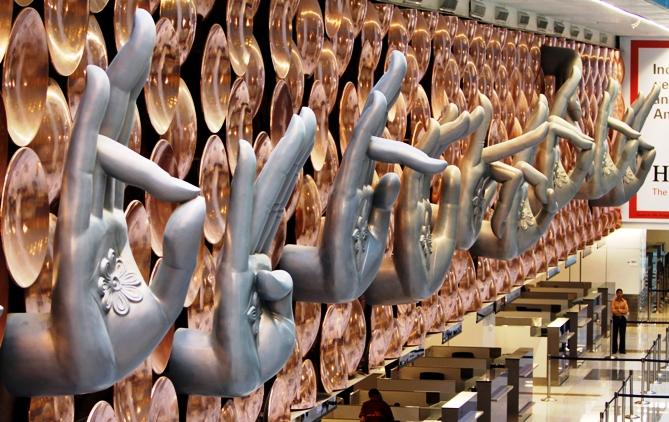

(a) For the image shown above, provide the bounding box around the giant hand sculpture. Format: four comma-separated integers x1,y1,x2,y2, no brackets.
456,93,554,251
364,105,473,304
590,83,660,206
471,96,594,260
167,109,315,397
278,51,446,303
0,10,206,396
576,80,643,200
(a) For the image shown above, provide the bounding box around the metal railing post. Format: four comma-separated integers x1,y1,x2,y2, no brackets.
542,354,556,402
636,358,650,405
614,392,619,421
626,370,639,420
621,379,626,419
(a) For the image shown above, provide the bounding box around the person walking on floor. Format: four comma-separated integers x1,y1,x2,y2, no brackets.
611,288,629,355
359,388,395,422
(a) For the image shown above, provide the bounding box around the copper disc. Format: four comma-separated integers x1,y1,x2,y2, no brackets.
277,342,302,403
294,301,321,357
201,24,231,133
186,396,221,422
183,243,206,307
232,387,263,422
113,0,150,50
129,106,142,154
244,37,265,117
295,0,323,75
266,375,291,422
195,0,214,17
386,92,407,142
90,0,109,13
44,0,88,76
285,43,304,114
165,79,197,179
314,132,338,212
368,305,393,368
220,401,236,422
0,0,11,65
320,303,351,393
324,0,343,38
410,85,430,139
270,80,293,147
87,401,116,422
187,248,215,330
113,359,152,422
314,40,338,112
147,259,175,373
292,359,317,410
145,18,180,135
269,0,291,79
145,140,179,257
269,212,288,267
160,0,197,65
357,40,375,112
68,15,107,117
226,78,253,174
32,79,72,203
308,80,329,171
332,3,354,75
3,8,49,146
342,299,365,376
24,213,57,314
253,131,273,174
226,0,250,76
200,134,230,245
148,377,179,422
29,396,74,422
125,200,151,281
338,81,359,155
295,175,321,246
1,148,49,288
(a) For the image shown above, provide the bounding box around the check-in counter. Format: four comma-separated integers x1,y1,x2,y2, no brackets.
351,389,441,407
566,304,592,366
504,298,568,318
392,365,478,391
504,348,534,422
583,291,606,349
376,377,458,401
496,310,551,328
324,404,441,421
546,317,572,385
537,281,592,296
442,391,483,421
424,345,502,360
475,370,512,422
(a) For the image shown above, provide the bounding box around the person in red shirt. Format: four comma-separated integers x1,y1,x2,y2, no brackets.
359,388,395,422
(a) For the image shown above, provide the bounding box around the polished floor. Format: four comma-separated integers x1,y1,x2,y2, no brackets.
530,309,669,422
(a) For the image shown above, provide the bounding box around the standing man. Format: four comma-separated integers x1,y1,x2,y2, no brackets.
611,288,629,355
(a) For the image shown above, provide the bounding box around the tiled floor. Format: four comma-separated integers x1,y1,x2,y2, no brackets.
530,309,669,422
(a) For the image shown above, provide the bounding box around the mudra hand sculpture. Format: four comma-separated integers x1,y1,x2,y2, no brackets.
364,104,472,304
0,10,206,396
278,51,446,303
167,109,316,397
590,83,660,206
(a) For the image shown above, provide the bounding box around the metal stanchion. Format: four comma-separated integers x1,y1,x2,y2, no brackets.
614,392,619,420
626,370,639,420
542,354,557,402
600,411,604,422
636,358,650,405
621,379,626,418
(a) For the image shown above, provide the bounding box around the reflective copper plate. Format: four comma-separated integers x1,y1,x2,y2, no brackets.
342,299,365,376
295,175,321,246
3,8,49,146
29,396,74,422
186,396,221,421
201,24,231,133
25,213,57,314
113,0,150,50
0,0,10,64
113,359,152,422
361,4,383,66
148,377,179,422
320,303,350,393
145,18,180,135
90,0,108,12
195,0,214,17
410,85,430,139
333,2,354,75
271,80,293,147
147,259,174,373
314,132,338,212
314,40,338,112
349,0,366,36
232,387,264,422
387,6,407,54
227,0,251,76
267,375,292,422
146,140,179,256
244,37,264,117
324,0,343,38
375,3,392,36
308,80,329,171
387,92,407,142
338,81,359,155
44,0,87,76
269,0,291,79
294,301,321,357
385,318,402,358
87,401,116,422
368,305,393,368
160,0,197,65
183,243,207,307
187,247,215,330
412,13,431,81
199,135,230,245
1,148,49,288
32,79,72,203
220,401,236,422
286,43,304,114
357,40,375,113
165,79,197,179
125,200,151,281
278,341,302,404
129,106,142,154
292,359,317,410
253,131,272,174
68,15,107,117
226,77,253,174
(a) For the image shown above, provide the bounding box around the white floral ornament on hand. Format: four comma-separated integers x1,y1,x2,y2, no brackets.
97,248,143,316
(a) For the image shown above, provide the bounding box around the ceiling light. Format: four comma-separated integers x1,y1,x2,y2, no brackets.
588,0,669,33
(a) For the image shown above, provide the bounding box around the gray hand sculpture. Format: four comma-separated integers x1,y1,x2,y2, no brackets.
167,109,315,397
471,95,595,260
576,80,643,200
364,105,472,305
278,51,446,304
0,10,206,396
456,93,555,251
590,83,660,206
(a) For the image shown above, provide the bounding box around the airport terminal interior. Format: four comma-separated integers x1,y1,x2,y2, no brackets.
4,0,669,421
